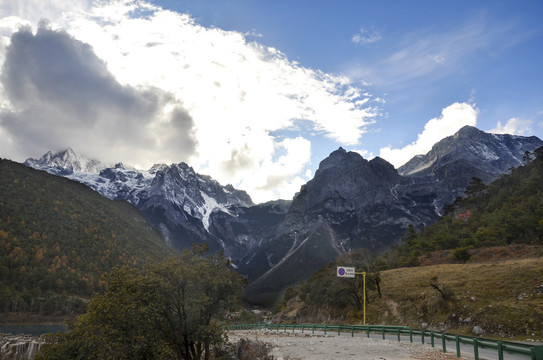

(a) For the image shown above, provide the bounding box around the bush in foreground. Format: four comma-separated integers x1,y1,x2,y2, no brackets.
36,246,246,360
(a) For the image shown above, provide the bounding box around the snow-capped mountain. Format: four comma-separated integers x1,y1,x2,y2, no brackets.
24,150,254,253
24,148,108,174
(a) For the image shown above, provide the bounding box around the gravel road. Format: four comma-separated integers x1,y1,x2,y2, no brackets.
228,330,464,360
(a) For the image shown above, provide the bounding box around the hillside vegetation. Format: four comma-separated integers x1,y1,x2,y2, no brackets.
390,146,543,267
277,255,543,340
0,159,174,321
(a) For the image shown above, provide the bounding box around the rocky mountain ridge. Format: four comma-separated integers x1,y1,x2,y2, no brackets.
24,149,255,257
22,126,543,304
241,126,543,303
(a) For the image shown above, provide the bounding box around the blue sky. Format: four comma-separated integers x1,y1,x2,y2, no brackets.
163,0,543,165
1,0,542,202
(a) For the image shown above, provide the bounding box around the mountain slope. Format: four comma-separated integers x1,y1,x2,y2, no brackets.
24,150,254,258
242,149,438,304
21,127,543,307
393,145,543,262
398,126,543,211
243,128,543,305
0,159,174,318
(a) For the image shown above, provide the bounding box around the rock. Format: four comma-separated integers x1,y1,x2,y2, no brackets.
517,293,526,300
421,323,428,329
470,296,476,302
472,326,484,336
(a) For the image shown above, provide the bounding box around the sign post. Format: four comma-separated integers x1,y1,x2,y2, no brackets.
336,266,355,278
337,266,366,325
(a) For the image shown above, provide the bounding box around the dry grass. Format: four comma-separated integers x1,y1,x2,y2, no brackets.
363,257,543,340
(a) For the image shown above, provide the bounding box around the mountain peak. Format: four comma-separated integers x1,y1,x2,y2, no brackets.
455,125,484,138
315,147,365,177
25,149,110,174
61,147,78,158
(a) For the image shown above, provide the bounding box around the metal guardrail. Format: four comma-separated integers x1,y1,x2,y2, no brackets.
225,323,543,360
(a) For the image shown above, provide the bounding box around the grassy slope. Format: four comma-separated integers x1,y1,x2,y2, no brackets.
372,257,543,339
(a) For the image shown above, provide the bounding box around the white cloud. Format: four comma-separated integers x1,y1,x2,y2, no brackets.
379,102,478,167
352,27,382,45
0,0,91,24
352,148,372,159
0,0,377,203
348,15,517,90
489,117,532,136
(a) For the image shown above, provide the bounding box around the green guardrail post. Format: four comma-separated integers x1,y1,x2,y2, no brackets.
409,330,413,343
366,327,370,338
497,341,503,360
338,325,341,336
422,331,425,344
473,338,479,360
324,325,327,335
455,335,461,358
382,328,386,340
312,324,315,335
351,326,354,338
397,329,401,342
431,332,435,347
301,324,305,333
442,334,446,353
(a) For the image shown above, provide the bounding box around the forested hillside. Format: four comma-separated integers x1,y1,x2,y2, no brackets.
0,159,174,320
391,146,543,267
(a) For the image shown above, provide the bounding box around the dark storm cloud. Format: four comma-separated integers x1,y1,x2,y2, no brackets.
0,24,197,164
162,106,197,156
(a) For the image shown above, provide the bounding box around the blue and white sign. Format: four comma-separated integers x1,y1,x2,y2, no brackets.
337,266,355,278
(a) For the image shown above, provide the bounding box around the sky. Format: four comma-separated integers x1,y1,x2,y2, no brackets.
1,0,542,203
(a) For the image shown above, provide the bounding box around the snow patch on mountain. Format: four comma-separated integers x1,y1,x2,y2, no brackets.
199,191,234,230
24,149,253,241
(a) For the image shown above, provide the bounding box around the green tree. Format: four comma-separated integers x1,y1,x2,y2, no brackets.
404,224,418,246
465,177,487,198
37,247,246,360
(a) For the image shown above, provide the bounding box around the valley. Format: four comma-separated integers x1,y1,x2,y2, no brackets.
1,126,542,340
20,126,543,305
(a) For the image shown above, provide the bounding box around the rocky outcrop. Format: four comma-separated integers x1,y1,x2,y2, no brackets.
242,149,440,304
242,128,543,304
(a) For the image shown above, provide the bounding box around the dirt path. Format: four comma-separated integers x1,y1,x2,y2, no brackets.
228,330,464,360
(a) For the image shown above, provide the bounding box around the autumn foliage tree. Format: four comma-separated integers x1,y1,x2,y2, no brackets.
37,247,246,360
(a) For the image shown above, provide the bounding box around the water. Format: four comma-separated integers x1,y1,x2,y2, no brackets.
0,323,67,336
